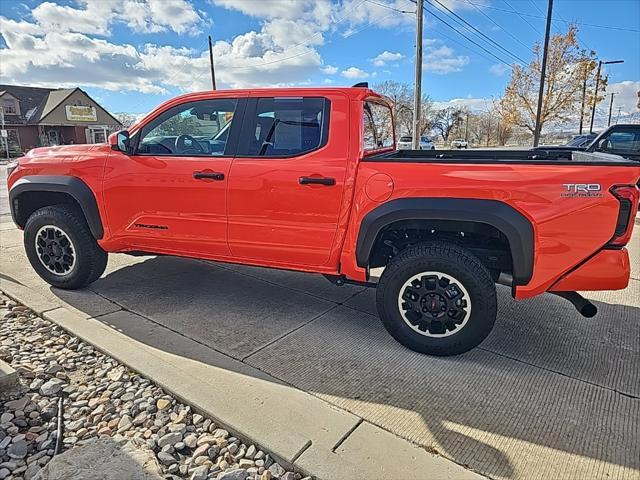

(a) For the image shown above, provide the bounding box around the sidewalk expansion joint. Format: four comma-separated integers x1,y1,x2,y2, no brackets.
331,418,363,453
290,440,312,464
477,345,637,398
242,304,340,362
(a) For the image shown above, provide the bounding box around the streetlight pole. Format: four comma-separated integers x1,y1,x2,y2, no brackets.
532,0,553,147
607,92,616,126
412,0,424,150
589,59,623,133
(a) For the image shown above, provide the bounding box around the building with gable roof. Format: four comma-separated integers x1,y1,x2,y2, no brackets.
0,85,122,157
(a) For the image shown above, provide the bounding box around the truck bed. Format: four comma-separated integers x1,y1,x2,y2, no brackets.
369,149,638,166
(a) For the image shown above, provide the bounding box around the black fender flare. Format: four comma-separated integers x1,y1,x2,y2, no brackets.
9,175,104,239
355,198,534,285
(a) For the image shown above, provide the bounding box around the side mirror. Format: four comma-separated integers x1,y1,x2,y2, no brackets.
109,130,131,154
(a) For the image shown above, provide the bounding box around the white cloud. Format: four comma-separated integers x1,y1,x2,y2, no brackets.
0,0,330,92
341,66,369,79
423,42,469,74
321,65,338,75
605,81,640,115
489,63,509,76
371,50,404,67
30,0,204,36
433,97,494,112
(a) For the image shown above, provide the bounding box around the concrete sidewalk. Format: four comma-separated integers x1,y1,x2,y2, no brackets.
0,281,481,480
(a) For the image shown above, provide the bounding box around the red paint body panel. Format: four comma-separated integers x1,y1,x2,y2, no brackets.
549,249,630,292
7,87,640,299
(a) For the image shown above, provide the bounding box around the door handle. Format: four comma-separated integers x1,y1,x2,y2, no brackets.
299,176,335,186
193,171,225,180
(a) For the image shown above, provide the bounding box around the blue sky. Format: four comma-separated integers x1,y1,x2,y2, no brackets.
1,0,639,115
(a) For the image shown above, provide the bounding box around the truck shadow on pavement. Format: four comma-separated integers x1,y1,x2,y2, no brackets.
43,254,639,480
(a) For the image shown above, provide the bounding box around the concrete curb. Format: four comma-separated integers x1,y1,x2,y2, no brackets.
1,281,484,480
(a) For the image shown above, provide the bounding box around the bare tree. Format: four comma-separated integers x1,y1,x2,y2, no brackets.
432,107,464,142
114,112,138,129
374,81,434,138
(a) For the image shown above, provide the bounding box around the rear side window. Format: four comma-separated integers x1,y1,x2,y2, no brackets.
363,101,394,151
238,97,329,157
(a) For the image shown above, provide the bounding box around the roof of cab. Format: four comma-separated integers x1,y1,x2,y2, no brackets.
131,86,386,132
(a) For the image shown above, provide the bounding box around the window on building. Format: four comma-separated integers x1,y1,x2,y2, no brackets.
136,98,238,156
2,99,18,115
238,97,329,157
363,101,394,151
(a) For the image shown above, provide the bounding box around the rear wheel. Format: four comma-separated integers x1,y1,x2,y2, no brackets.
376,242,497,356
24,205,107,289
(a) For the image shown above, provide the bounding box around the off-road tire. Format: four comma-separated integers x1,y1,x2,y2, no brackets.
24,205,107,289
376,241,497,356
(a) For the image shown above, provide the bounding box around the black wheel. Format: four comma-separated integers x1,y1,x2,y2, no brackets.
376,242,497,356
24,205,107,289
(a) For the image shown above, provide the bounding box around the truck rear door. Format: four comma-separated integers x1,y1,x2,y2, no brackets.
227,93,349,266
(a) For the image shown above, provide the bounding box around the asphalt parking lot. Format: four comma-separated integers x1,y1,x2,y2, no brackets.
1,164,638,479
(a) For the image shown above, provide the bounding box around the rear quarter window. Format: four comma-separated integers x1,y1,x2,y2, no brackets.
363,101,394,152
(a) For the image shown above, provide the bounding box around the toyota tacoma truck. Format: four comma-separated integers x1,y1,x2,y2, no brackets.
7,85,640,356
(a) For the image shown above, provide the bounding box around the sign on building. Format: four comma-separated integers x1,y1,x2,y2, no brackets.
65,105,97,122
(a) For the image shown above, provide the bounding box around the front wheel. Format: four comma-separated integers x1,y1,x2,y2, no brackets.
376,242,497,356
24,205,108,289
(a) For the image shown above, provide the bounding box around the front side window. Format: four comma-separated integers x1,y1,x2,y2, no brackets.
238,97,329,157
137,98,237,156
363,101,394,151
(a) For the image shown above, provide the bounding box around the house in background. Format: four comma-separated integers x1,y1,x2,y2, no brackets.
0,85,122,156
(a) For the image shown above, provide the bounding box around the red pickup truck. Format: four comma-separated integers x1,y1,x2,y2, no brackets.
7,86,640,356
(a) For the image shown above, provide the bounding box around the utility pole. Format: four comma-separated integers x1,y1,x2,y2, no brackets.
208,35,217,90
532,0,553,147
589,59,623,133
615,106,622,124
412,0,424,150
578,61,589,134
607,92,616,126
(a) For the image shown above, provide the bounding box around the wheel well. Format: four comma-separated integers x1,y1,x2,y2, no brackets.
12,191,83,229
368,219,513,279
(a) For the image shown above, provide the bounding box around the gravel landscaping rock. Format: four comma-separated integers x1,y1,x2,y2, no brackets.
0,294,307,480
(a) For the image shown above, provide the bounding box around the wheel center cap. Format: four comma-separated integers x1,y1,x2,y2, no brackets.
421,293,446,313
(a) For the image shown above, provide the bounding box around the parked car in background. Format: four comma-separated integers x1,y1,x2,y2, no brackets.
451,138,468,149
533,125,640,162
397,136,435,150
565,133,597,148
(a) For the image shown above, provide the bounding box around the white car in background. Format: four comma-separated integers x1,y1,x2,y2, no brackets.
397,136,436,150
451,138,468,149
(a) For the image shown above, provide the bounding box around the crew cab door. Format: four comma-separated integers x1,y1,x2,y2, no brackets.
103,95,244,256
227,94,349,266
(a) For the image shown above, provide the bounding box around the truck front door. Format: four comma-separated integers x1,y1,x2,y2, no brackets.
103,95,243,257
227,94,350,267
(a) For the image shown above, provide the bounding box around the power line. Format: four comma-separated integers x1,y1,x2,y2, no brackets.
409,0,515,68
454,0,640,32
461,0,531,51
364,0,414,14
429,0,528,65
502,0,542,34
